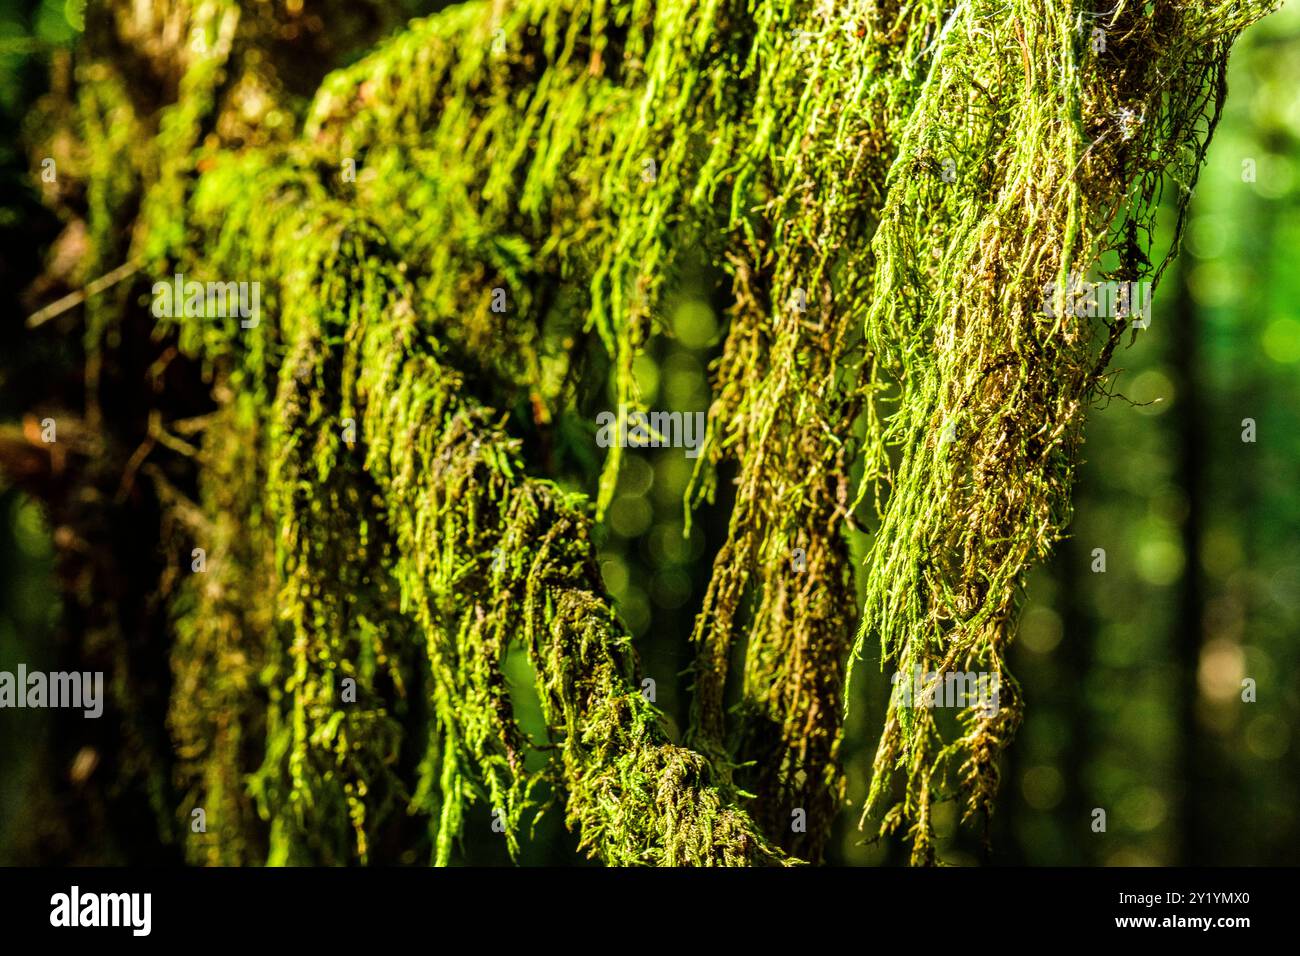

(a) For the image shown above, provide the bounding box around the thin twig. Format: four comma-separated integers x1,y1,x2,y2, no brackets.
26,258,144,329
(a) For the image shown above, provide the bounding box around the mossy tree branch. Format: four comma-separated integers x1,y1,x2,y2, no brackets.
6,0,1277,865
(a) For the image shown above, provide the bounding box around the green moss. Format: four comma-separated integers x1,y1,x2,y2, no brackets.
852,0,1275,862
28,0,1276,866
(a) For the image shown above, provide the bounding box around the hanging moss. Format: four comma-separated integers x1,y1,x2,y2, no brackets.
852,0,1275,863
12,0,1276,866
168,392,274,866
168,152,785,863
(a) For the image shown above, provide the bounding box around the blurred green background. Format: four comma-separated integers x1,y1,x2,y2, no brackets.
2,0,1297,864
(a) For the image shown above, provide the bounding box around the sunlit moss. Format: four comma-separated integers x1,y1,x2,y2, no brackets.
37,0,1276,866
